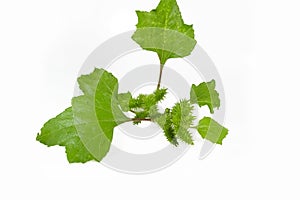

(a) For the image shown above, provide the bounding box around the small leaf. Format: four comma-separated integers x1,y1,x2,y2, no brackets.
36,107,96,163
190,80,220,114
118,92,132,112
132,0,196,64
72,68,129,161
197,117,228,145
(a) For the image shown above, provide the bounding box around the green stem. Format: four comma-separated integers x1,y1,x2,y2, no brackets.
156,63,164,90
130,118,152,122
129,109,137,114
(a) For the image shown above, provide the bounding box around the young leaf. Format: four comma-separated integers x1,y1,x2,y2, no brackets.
132,0,196,64
36,107,96,163
197,117,228,144
190,80,220,114
72,68,129,161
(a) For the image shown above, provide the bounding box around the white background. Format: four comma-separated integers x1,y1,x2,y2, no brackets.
0,0,299,199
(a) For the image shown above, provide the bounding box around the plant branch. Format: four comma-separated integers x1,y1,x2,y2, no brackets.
130,118,152,122
156,63,164,90
129,109,137,114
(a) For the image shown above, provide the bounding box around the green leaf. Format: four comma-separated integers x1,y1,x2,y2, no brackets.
118,92,132,112
72,68,128,161
171,100,194,145
190,80,220,114
36,107,96,163
197,117,228,145
132,0,196,64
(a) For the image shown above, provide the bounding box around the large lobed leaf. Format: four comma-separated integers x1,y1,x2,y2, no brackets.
37,69,128,163
132,0,196,64
72,68,128,161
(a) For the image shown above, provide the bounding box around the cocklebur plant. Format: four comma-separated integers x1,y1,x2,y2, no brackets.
36,0,228,163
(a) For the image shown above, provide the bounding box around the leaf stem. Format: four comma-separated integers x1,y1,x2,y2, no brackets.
130,118,152,122
156,63,164,90
129,109,137,114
